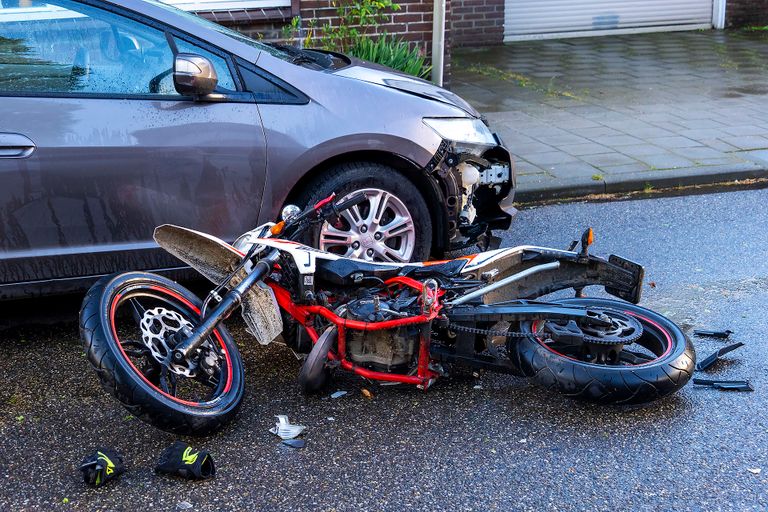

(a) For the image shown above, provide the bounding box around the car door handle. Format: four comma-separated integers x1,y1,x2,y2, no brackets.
0,133,36,158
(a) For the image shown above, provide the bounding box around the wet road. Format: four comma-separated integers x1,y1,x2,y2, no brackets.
2,188,767,511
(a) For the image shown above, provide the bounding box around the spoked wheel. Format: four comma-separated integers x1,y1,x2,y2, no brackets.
80,272,245,435
512,298,695,405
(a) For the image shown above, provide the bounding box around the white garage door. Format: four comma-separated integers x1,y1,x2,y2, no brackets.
504,0,714,41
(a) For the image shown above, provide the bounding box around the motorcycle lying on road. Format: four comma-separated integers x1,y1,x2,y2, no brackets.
80,192,695,435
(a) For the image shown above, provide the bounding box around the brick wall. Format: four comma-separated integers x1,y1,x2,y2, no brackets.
452,0,503,47
201,0,453,80
725,0,768,27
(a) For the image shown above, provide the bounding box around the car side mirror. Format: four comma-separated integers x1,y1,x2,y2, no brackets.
173,53,218,97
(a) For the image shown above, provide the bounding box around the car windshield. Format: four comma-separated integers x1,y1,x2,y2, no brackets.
139,0,294,62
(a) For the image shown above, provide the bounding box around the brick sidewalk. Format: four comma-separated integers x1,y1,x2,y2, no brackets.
452,30,768,200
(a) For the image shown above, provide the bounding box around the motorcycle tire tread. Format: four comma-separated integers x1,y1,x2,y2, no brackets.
79,273,244,436
511,298,696,405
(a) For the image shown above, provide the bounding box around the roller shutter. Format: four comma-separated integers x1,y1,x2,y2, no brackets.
504,0,714,41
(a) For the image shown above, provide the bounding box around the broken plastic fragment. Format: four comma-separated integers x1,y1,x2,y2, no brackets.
330,391,347,399
282,439,306,449
693,329,733,339
269,415,306,440
695,342,745,371
692,378,754,392
747,468,761,475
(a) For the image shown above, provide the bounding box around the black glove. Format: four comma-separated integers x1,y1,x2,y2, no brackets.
155,441,215,480
80,448,125,487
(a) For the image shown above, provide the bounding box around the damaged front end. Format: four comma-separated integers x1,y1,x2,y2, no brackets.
423,123,516,253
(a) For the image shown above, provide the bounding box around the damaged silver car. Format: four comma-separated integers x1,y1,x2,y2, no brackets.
0,0,515,299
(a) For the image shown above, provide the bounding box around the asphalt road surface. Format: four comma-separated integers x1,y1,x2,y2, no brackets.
2,188,767,511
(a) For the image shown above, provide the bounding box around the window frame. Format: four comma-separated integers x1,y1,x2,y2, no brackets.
162,0,290,13
0,0,251,102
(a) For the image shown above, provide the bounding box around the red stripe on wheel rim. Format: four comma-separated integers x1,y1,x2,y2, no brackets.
533,311,673,366
109,285,233,407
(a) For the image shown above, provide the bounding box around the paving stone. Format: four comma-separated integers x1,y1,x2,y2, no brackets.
520,151,580,166
545,162,603,178
637,154,696,169
579,153,639,167
646,136,703,149
599,162,653,174
616,145,668,157
718,135,768,151
723,125,768,137
670,146,728,160
595,134,647,147
557,142,613,156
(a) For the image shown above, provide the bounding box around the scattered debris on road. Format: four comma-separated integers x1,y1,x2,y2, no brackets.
330,391,347,399
696,342,745,371
747,468,762,475
269,415,306,440
693,379,754,392
361,388,374,400
693,329,733,339
282,439,306,449
177,501,193,510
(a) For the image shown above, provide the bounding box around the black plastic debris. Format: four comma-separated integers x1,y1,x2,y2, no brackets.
693,378,753,392
693,329,733,339
282,439,306,449
696,342,745,371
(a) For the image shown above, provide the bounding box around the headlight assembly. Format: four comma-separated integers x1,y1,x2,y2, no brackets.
422,117,496,146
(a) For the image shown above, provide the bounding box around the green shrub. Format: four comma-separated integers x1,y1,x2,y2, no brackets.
350,35,431,79
281,0,432,79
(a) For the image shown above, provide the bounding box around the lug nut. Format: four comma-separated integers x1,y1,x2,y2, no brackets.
366,249,374,257
374,232,382,240
360,226,368,233
352,241,360,249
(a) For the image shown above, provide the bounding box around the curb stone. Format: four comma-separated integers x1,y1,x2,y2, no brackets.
515,163,768,203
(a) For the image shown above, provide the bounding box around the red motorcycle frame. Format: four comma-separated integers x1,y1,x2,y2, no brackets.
269,275,443,388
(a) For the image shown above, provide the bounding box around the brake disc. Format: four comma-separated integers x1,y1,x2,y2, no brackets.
579,310,643,345
140,307,199,377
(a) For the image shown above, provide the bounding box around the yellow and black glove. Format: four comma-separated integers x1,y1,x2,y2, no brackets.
79,448,125,487
155,441,215,480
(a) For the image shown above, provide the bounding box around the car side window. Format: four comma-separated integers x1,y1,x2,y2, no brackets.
0,0,236,96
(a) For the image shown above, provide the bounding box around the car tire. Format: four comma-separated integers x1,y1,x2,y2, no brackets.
296,162,433,263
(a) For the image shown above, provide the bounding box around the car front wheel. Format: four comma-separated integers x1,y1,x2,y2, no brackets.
297,162,432,263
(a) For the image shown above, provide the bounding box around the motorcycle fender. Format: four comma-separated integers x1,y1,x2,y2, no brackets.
153,224,243,285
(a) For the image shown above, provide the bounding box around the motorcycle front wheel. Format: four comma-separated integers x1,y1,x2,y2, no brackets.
512,298,695,405
79,272,245,435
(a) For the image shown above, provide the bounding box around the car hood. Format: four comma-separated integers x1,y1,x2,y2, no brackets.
333,61,481,118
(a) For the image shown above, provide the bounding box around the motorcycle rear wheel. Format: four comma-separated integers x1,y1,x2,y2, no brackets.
512,298,695,405
79,272,245,435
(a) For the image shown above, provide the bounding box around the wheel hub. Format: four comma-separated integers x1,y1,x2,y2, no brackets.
319,188,416,262
140,307,200,377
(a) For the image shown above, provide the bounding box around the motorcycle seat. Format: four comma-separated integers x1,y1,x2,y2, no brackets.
315,257,468,286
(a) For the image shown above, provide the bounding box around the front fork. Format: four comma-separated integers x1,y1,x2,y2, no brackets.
170,250,281,364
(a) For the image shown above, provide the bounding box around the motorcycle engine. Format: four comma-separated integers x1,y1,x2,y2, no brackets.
343,293,418,372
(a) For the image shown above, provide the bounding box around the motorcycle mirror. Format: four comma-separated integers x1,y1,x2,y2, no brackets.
281,204,301,222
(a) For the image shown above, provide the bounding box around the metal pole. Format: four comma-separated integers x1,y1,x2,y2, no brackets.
431,0,446,86
712,0,727,29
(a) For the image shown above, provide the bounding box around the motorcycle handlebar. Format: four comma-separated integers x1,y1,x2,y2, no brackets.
333,191,367,214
